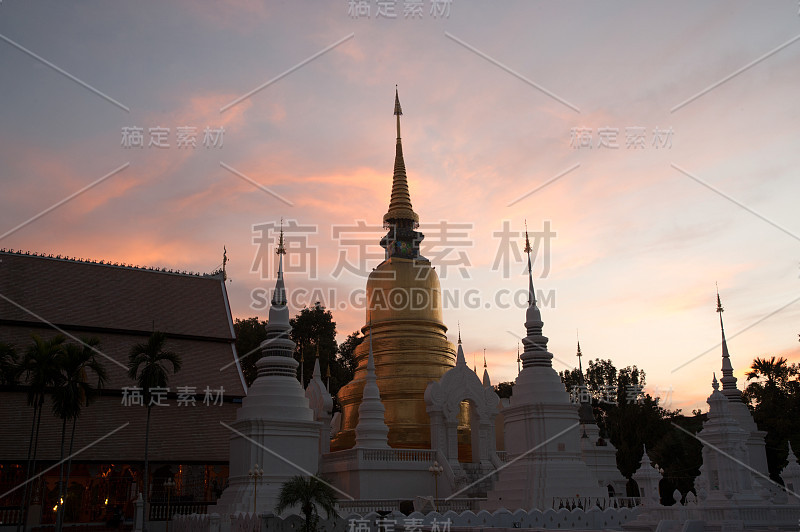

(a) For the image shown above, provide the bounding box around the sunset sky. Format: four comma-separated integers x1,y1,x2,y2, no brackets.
1,0,798,413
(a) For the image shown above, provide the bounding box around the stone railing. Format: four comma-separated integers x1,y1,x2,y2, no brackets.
0,506,21,526
336,498,481,514
552,496,609,510
150,501,213,520
359,449,436,463
609,497,641,508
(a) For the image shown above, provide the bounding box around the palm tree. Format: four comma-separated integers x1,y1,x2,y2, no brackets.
52,338,107,532
275,476,338,532
16,334,66,532
0,342,18,386
746,356,790,390
127,331,181,529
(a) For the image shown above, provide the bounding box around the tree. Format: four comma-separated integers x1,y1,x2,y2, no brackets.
274,475,337,532
16,334,66,532
290,304,337,389
558,357,698,500
743,355,800,480
52,338,107,531
746,356,790,392
233,317,268,386
127,331,182,528
0,342,18,386
493,381,514,399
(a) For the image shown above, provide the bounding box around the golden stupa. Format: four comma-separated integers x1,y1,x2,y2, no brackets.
331,90,456,450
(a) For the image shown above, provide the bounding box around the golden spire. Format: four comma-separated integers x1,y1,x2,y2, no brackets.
383,86,419,227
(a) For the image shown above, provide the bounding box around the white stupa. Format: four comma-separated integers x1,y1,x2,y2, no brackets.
354,320,390,449
212,226,321,515
305,347,334,469
631,445,663,506
483,226,604,511
780,442,800,497
715,289,770,489
695,374,761,504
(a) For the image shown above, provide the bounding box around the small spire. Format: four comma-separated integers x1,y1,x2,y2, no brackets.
712,373,719,390
299,348,305,385
524,220,536,307
716,286,739,399
517,341,521,374
222,245,228,281
271,219,287,306
356,312,389,448
312,342,321,379
276,218,286,255
576,335,586,386
482,351,491,388
458,321,461,345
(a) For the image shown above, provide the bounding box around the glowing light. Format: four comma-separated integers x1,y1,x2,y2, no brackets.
52,505,58,512
104,498,109,505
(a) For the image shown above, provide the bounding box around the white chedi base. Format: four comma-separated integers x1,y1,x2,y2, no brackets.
211,368,321,516
483,361,605,511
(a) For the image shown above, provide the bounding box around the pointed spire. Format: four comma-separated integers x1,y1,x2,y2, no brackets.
576,334,585,386
272,219,287,306
383,86,419,227
455,327,466,366
222,245,228,281
524,220,535,308
519,220,550,369
712,373,719,391
299,349,305,385
257,228,297,378
312,342,321,378
356,315,390,448
516,341,521,375
482,356,491,388
716,285,740,401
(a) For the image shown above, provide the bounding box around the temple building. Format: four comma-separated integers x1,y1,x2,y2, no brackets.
0,250,245,526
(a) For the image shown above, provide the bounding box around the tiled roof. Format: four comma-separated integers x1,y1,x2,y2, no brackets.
0,251,246,395
0,251,233,339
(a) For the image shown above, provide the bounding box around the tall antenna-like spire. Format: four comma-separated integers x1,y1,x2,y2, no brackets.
524,220,536,307
716,284,740,400
272,218,287,306
577,332,585,385
483,348,487,368
458,321,462,345
517,341,521,374
222,245,228,281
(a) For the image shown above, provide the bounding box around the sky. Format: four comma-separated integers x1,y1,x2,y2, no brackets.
1,0,799,413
